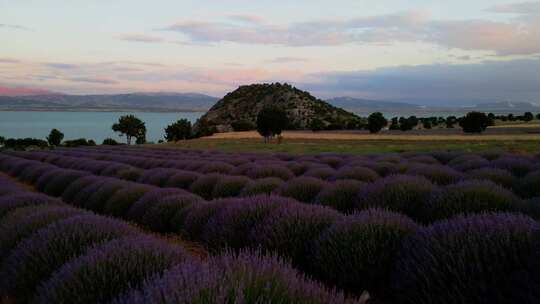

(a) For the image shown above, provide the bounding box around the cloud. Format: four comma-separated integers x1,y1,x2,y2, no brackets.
66,77,118,84
163,7,540,55
0,58,20,63
0,23,32,31
302,58,540,105
488,1,540,14
0,85,56,96
116,33,166,43
45,63,79,69
265,57,309,64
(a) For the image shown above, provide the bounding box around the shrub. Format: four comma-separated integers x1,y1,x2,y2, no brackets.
182,200,226,241
43,170,89,197
189,173,224,200
34,236,189,304
392,213,539,304
35,169,64,192
19,164,54,183
103,185,154,218
370,161,401,177
426,180,522,221
201,196,288,251
211,176,251,198
514,170,540,198
277,176,328,203
115,251,355,304
491,156,533,177
405,164,463,185
333,166,379,182
83,180,128,212
102,138,119,145
200,162,234,174
247,165,294,181
467,167,517,189
315,180,364,213
116,168,143,181
164,171,200,189
311,209,418,296
251,203,342,269
71,178,109,207
448,155,489,172
142,195,201,233
303,167,336,180
241,177,284,196
61,175,101,203
138,168,179,187
287,162,311,176
356,175,437,222
0,215,138,302
126,188,189,222
0,193,62,219
459,111,491,133
0,205,84,262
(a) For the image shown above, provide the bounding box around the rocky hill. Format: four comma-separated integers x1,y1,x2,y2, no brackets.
195,83,363,132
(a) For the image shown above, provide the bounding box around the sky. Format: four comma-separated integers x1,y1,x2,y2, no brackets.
1,0,540,105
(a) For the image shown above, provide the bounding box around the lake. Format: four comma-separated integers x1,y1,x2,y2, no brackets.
0,111,204,143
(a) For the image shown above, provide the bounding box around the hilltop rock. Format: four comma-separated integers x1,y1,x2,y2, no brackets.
195,83,363,133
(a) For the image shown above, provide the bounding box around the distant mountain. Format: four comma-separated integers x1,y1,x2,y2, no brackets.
0,92,218,112
471,101,540,113
327,97,423,113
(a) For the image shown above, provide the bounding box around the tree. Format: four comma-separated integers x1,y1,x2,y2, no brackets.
309,118,325,132
446,116,458,128
367,112,387,134
165,119,192,142
112,115,146,145
459,112,491,133
389,117,400,130
523,112,534,122
46,129,64,146
256,106,288,143
422,120,432,129
102,138,119,145
536,113,540,120
231,120,255,132
0,136,5,146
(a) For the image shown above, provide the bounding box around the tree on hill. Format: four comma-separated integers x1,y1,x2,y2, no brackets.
112,115,146,145
256,106,288,143
536,113,540,120
46,129,64,146
446,116,458,128
459,112,491,133
165,119,192,142
309,118,325,132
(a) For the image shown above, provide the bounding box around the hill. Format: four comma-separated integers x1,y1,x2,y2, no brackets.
194,83,363,132
0,93,218,112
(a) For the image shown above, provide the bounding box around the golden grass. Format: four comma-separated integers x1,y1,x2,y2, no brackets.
208,131,540,141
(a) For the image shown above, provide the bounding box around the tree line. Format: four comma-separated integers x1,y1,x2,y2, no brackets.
1,110,538,150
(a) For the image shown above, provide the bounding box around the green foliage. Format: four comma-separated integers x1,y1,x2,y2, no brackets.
46,129,64,146
367,112,388,133
3,138,48,150
257,106,288,142
309,118,325,132
523,112,534,122
102,138,119,145
112,115,146,145
63,138,96,147
459,112,491,133
165,119,192,142
193,118,217,138
446,116,458,128
231,120,255,132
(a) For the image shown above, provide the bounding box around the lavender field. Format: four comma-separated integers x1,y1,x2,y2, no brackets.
0,147,539,303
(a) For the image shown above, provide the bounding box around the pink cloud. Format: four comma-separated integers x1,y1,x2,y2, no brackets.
0,85,58,96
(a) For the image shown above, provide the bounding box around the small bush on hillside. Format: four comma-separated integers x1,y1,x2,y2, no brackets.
211,176,251,198
277,176,328,203
333,166,379,182
241,177,284,197
189,174,224,200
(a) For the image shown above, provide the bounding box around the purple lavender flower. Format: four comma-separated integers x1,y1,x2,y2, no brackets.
392,213,539,304
34,236,190,304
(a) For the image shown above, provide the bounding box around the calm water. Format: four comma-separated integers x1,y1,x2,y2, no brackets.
0,111,203,143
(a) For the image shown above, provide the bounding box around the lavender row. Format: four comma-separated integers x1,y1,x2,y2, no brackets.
2,156,540,302
4,151,540,223
0,175,359,304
